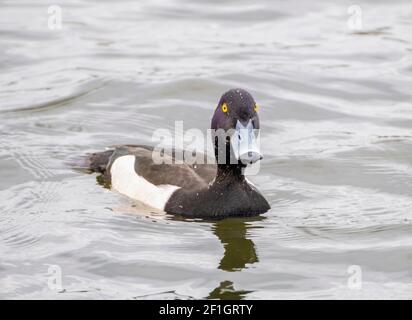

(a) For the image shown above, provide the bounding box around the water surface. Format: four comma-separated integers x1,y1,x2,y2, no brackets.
1,0,412,299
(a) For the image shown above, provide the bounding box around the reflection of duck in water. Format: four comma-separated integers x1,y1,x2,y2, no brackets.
208,280,252,300
215,217,260,271
207,217,264,300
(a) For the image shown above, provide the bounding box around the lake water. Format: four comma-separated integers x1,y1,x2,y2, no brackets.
1,0,412,299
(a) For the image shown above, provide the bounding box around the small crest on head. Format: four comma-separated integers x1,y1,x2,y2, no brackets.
212,88,261,131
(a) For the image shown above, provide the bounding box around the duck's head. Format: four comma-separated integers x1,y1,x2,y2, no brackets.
211,88,262,166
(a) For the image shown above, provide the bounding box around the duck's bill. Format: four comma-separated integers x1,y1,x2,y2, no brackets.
230,120,263,165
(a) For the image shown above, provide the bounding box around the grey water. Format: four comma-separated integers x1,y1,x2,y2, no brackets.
1,0,412,299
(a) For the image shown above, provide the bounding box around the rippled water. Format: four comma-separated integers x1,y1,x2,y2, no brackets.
1,0,412,299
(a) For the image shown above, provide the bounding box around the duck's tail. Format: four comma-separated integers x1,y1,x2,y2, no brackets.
68,149,114,174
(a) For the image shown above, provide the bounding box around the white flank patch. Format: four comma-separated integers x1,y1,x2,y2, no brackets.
110,155,180,211
246,178,257,189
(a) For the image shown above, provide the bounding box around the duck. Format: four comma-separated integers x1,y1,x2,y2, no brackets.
85,88,270,218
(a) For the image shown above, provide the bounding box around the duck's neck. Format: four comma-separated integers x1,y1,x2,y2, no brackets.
215,164,246,184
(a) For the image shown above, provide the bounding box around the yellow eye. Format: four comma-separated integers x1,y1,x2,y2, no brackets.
254,103,260,112
221,103,228,113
